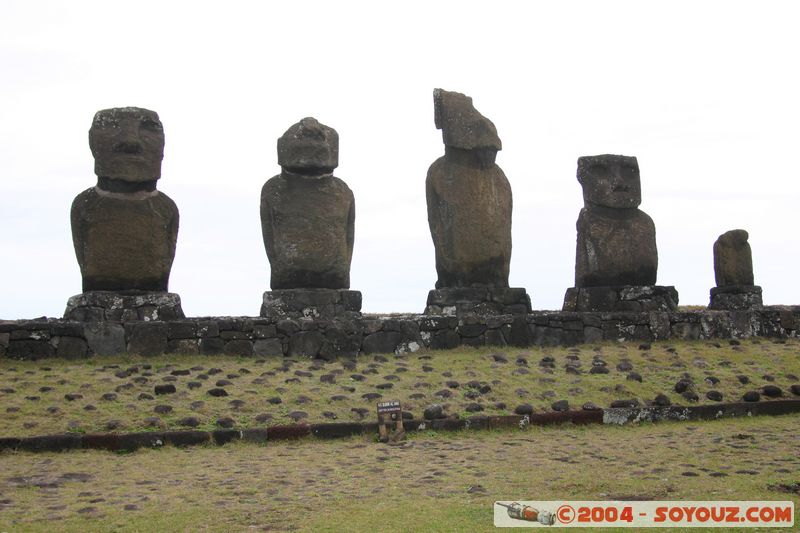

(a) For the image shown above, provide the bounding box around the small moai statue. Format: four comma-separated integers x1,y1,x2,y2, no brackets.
424,88,530,315
562,155,678,312
259,117,361,321
708,229,762,310
65,107,184,321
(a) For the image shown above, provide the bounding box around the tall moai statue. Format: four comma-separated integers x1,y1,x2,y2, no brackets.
424,89,530,316
562,155,678,312
708,229,762,310
65,107,184,321
260,117,362,319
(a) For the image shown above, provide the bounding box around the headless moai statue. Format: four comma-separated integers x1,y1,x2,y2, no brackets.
563,155,677,312
424,89,529,315
66,107,183,321
260,117,360,319
709,229,762,310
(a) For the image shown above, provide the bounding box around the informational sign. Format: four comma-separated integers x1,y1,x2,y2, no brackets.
376,400,404,442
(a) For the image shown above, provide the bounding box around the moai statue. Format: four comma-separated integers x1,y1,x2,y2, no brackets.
65,107,184,321
424,88,530,316
260,117,361,321
708,229,762,310
562,155,678,312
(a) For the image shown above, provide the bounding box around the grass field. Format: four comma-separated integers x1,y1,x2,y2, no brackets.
0,338,798,531
0,413,797,532
0,339,798,437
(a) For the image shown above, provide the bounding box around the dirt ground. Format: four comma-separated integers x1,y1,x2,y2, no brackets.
0,412,798,532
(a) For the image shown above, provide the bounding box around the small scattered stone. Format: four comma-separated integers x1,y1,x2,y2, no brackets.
64,393,83,401
638,343,651,350
254,413,272,423
83,404,96,411
742,391,761,402
138,393,154,401
320,374,336,384
706,391,723,402
609,399,640,408
216,417,235,429
465,403,484,413
424,404,445,420
171,369,191,376
589,366,609,375
434,389,452,399
681,390,699,403
551,400,569,412
267,397,283,405
229,399,246,409
350,407,369,419
215,379,233,387
737,375,750,385
491,353,508,363
514,403,534,416
322,411,338,420
154,384,176,395
762,385,782,398
362,392,382,401
445,380,460,389
177,417,201,428
288,411,308,422
207,368,223,375
627,372,643,382
616,360,633,372
376,383,393,390
190,401,205,410
154,405,173,414
207,388,229,397
674,379,692,394
653,394,671,407
187,382,202,390
790,384,800,396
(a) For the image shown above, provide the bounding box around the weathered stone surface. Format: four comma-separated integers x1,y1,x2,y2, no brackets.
424,287,531,316
261,118,354,290
64,291,184,321
127,322,167,356
563,285,678,312
260,289,361,319
573,155,657,287
83,322,126,355
426,89,512,289
709,285,763,311
71,108,178,293
714,230,754,287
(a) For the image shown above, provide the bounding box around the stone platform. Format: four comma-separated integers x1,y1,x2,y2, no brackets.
709,285,763,311
260,289,362,319
424,287,531,316
563,285,679,312
64,291,185,321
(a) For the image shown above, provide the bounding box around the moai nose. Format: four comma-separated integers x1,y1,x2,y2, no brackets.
112,125,143,154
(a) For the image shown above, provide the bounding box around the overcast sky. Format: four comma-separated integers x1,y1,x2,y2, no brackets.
2,1,799,319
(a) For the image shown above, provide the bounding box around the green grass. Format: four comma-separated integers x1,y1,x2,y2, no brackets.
0,414,797,532
0,338,798,437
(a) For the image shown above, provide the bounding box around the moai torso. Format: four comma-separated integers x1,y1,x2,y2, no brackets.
260,117,355,290
714,229,754,287
71,108,178,292
574,155,657,287
426,89,511,288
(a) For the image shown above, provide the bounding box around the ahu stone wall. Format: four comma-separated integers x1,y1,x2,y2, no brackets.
1,307,798,360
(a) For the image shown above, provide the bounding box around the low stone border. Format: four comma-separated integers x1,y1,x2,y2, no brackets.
1,306,798,359
1,399,797,454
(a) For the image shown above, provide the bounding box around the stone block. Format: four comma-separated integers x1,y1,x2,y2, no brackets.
84,322,126,355
289,331,324,357
127,322,168,356
253,338,284,357
708,285,763,311
56,336,89,359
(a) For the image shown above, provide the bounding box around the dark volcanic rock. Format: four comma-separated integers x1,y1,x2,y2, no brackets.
216,417,235,429
653,393,671,407
572,155,657,287
513,403,534,416
426,89,511,288
790,384,800,396
261,117,354,290
423,404,446,420
761,385,782,398
71,107,178,292
681,390,699,403
627,372,643,382
737,375,750,385
713,229,754,286
609,399,640,408
154,384,176,395
207,388,229,397
706,390,723,402
674,379,692,394
742,391,761,402
551,400,569,412
154,405,172,414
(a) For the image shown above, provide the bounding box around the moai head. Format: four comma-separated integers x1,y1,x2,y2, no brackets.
89,107,165,183
577,155,641,209
714,229,754,286
434,88,501,168
277,117,338,175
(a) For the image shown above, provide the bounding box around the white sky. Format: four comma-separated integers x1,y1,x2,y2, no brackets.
1,1,799,319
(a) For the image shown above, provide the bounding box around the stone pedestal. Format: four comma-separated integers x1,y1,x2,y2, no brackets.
424,287,531,316
709,285,762,310
562,285,678,312
260,289,362,319
64,291,185,321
